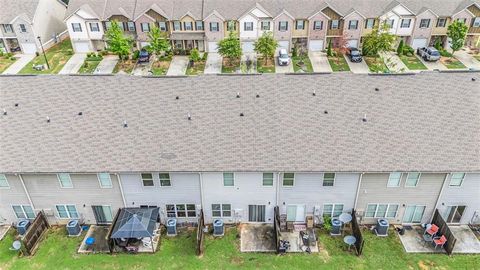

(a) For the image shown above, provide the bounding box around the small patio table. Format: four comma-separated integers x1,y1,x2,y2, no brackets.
423,234,433,247
343,235,356,251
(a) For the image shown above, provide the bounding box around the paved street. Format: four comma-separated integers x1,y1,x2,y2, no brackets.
58,53,86,74
93,55,119,74
454,50,480,70
345,55,369,73
166,56,188,76
309,52,332,72
2,54,35,74
204,53,222,74
380,51,409,73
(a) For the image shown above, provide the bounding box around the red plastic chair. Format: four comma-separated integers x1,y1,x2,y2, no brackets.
425,224,439,237
433,235,447,249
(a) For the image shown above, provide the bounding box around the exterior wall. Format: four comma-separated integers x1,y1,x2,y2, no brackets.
381,12,400,35
202,172,277,224
437,173,480,224
342,12,363,42
292,20,308,38
356,173,446,224
412,10,436,41
22,173,124,225
135,14,156,42
278,173,359,222
33,0,67,45
274,13,293,41
11,17,38,48
224,21,239,37
239,14,259,41
204,14,224,42
432,17,450,35
452,9,473,29
0,174,31,224
308,12,328,40
361,18,379,36
120,172,201,224
66,14,90,41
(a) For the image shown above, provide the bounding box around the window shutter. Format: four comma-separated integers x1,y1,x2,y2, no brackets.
278,22,281,31
285,21,288,30
244,22,247,30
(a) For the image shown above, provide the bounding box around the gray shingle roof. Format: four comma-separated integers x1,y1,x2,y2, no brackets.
65,0,107,20
0,73,479,173
0,0,40,23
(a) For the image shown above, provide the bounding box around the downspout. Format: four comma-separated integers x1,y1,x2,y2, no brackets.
354,173,364,209
432,173,449,222
115,173,127,207
198,172,205,211
18,174,35,210
276,172,281,207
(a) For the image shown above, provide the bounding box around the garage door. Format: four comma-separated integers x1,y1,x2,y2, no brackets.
412,38,427,50
73,41,90,53
346,39,359,48
207,42,218,53
242,41,255,53
278,41,289,51
20,43,37,54
308,40,324,51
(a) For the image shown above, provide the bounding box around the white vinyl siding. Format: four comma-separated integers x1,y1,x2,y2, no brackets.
348,20,358,30
223,173,234,186
12,205,35,219
365,204,399,218
262,173,274,186
322,173,335,186
141,173,154,187
323,203,344,218
89,22,100,32
212,204,231,217
0,174,9,188
159,173,171,186
387,172,402,187
400,18,411,28
166,204,196,218
58,173,73,188
71,23,82,32
405,173,420,187
98,173,112,188
283,173,294,186
56,204,79,219
449,173,465,187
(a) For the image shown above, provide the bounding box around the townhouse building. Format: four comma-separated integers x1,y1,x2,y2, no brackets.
1,73,479,227
0,0,67,54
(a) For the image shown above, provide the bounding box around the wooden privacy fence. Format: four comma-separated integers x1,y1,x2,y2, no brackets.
20,211,50,256
431,209,457,255
351,209,365,256
107,208,121,253
273,206,281,253
196,209,205,256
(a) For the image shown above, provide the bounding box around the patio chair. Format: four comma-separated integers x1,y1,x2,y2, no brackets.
425,224,439,237
433,235,447,249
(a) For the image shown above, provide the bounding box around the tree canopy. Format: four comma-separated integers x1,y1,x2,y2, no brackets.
361,23,396,56
147,25,171,56
254,32,278,65
105,21,133,60
217,31,242,64
447,20,468,56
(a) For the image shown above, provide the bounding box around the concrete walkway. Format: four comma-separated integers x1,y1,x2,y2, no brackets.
132,63,151,76
2,54,35,74
345,55,369,74
166,56,188,76
58,53,86,74
309,52,332,72
275,58,294,73
454,50,480,70
204,53,222,74
241,53,256,73
93,55,119,74
416,55,447,71
380,51,409,73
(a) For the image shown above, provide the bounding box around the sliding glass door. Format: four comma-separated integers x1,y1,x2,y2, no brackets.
444,205,466,223
92,205,113,224
403,205,426,223
248,205,266,222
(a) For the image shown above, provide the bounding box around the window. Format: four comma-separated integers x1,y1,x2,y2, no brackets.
141,173,154,187
71,23,82,32
419,19,430,28
184,21,193,31
210,22,219,32
456,18,467,24
365,204,399,218
295,20,305,30
365,18,375,29
3,24,13,33
261,21,270,30
159,21,167,31
0,174,9,188
330,20,339,29
227,21,236,31
386,205,399,218
323,204,344,218
105,21,112,30
244,22,253,31
141,23,150,32
262,173,274,186
118,22,125,31
386,19,395,28
283,173,294,186
223,172,234,186
405,173,420,187
313,21,323,30
400,18,411,28
348,20,358,30
387,172,402,187
97,173,112,188
58,173,73,188
56,204,78,219
19,24,27,32
212,204,231,217
89,22,100,32
195,21,204,30
436,18,447,27
322,173,335,186
12,205,35,219
473,17,480,28
127,22,135,31
173,21,181,31
279,21,288,31
159,173,171,186
449,173,465,187
166,204,196,218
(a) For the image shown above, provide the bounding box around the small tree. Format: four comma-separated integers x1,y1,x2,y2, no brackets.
434,37,442,51
105,21,133,60
254,31,278,65
326,39,333,56
189,48,201,62
447,20,468,57
361,23,396,56
217,31,242,65
397,39,404,56
147,25,170,58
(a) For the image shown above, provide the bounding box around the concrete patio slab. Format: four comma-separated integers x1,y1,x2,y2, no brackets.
0,225,11,241
380,52,410,73
416,55,447,71
280,228,319,253
450,225,480,253
454,50,480,70
309,52,332,73
78,225,111,253
344,55,369,74
240,223,276,252
2,54,35,74
94,55,119,74
58,53,86,74
204,53,222,74
166,56,188,76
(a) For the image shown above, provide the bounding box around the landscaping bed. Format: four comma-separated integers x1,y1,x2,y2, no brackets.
221,58,240,73
292,55,313,73
399,55,427,70
19,38,73,74
186,53,207,75
113,59,136,74
440,56,467,69
327,55,350,72
151,56,172,76
78,53,103,74
256,57,275,73
0,52,16,73
365,56,390,73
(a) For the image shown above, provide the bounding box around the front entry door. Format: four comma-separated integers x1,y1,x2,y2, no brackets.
248,205,266,222
445,205,466,223
92,205,113,224
403,205,426,223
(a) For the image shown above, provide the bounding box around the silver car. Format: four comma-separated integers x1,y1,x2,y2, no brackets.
278,48,290,66
416,47,441,61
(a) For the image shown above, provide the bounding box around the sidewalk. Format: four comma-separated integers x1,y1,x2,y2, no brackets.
2,54,35,74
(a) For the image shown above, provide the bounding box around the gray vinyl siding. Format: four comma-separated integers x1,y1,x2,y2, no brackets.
12,17,37,45
356,173,446,224
119,172,201,224
22,173,124,225
278,173,359,220
0,174,31,223
202,172,277,224
437,173,480,224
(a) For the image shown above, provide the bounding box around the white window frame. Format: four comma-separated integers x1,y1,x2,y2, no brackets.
166,203,197,218
55,204,79,219
313,21,323,30
0,174,9,188
12,205,35,219
89,22,100,32
436,18,446,27
127,21,135,32
330,20,339,29
244,22,254,31
97,173,112,188
210,22,219,32
159,21,167,31
19,24,27,33
282,172,295,187
195,21,204,31
348,20,358,30
405,172,421,187
212,203,232,217
387,172,402,187
400,18,411,28
173,21,181,31
184,21,193,31
322,203,344,218
473,17,480,28
457,18,467,24
365,18,375,29
261,21,270,31
141,173,155,187
58,173,73,188
141,23,150,32
3,24,13,33
159,173,172,187
386,19,395,28
296,20,305,30
322,173,335,187
365,203,399,218
419,19,430,28
223,172,235,187
262,172,274,186
279,21,288,31
449,173,465,187
72,23,82,32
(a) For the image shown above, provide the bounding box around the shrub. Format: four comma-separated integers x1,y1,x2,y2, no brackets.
6,52,13,58
439,49,452,57
326,39,333,57
397,40,404,56
202,52,208,61
402,45,414,56
291,46,297,57
132,50,140,60
322,216,332,232
189,48,201,62
434,38,442,51
0,51,4,57
100,50,109,56
10,56,16,61
66,49,73,55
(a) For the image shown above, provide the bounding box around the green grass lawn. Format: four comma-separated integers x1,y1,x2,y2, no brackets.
256,57,275,73
292,55,313,73
222,58,240,73
1,226,477,270
327,55,350,72
186,53,208,75
399,55,428,70
474,55,480,62
113,59,136,74
440,57,467,69
19,39,73,74
0,55,16,73
78,55,103,74
365,56,390,73
151,56,172,76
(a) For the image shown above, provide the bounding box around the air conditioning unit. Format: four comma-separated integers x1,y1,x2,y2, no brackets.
375,218,389,237
66,220,82,237
213,219,224,237
166,218,177,236
17,220,30,235
330,218,342,236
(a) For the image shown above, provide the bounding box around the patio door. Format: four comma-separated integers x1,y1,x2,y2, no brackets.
286,205,306,223
248,205,266,222
403,205,426,223
444,205,466,223
92,205,113,224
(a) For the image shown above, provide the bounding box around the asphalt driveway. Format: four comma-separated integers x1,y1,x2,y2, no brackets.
204,53,222,74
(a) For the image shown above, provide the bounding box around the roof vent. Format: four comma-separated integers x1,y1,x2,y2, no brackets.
46,116,50,123
472,78,476,81
312,89,316,96
375,87,379,91
2,108,6,115
14,103,19,107
240,113,244,117
256,93,260,98
324,110,328,114
236,92,240,98
362,114,367,122
176,96,179,100
123,120,128,128
187,112,191,120
78,112,83,116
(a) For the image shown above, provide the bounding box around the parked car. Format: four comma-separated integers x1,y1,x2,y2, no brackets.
416,47,440,61
138,49,150,63
278,48,290,66
346,47,362,62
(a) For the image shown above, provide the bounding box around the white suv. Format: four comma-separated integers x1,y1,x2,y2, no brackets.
278,48,290,66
